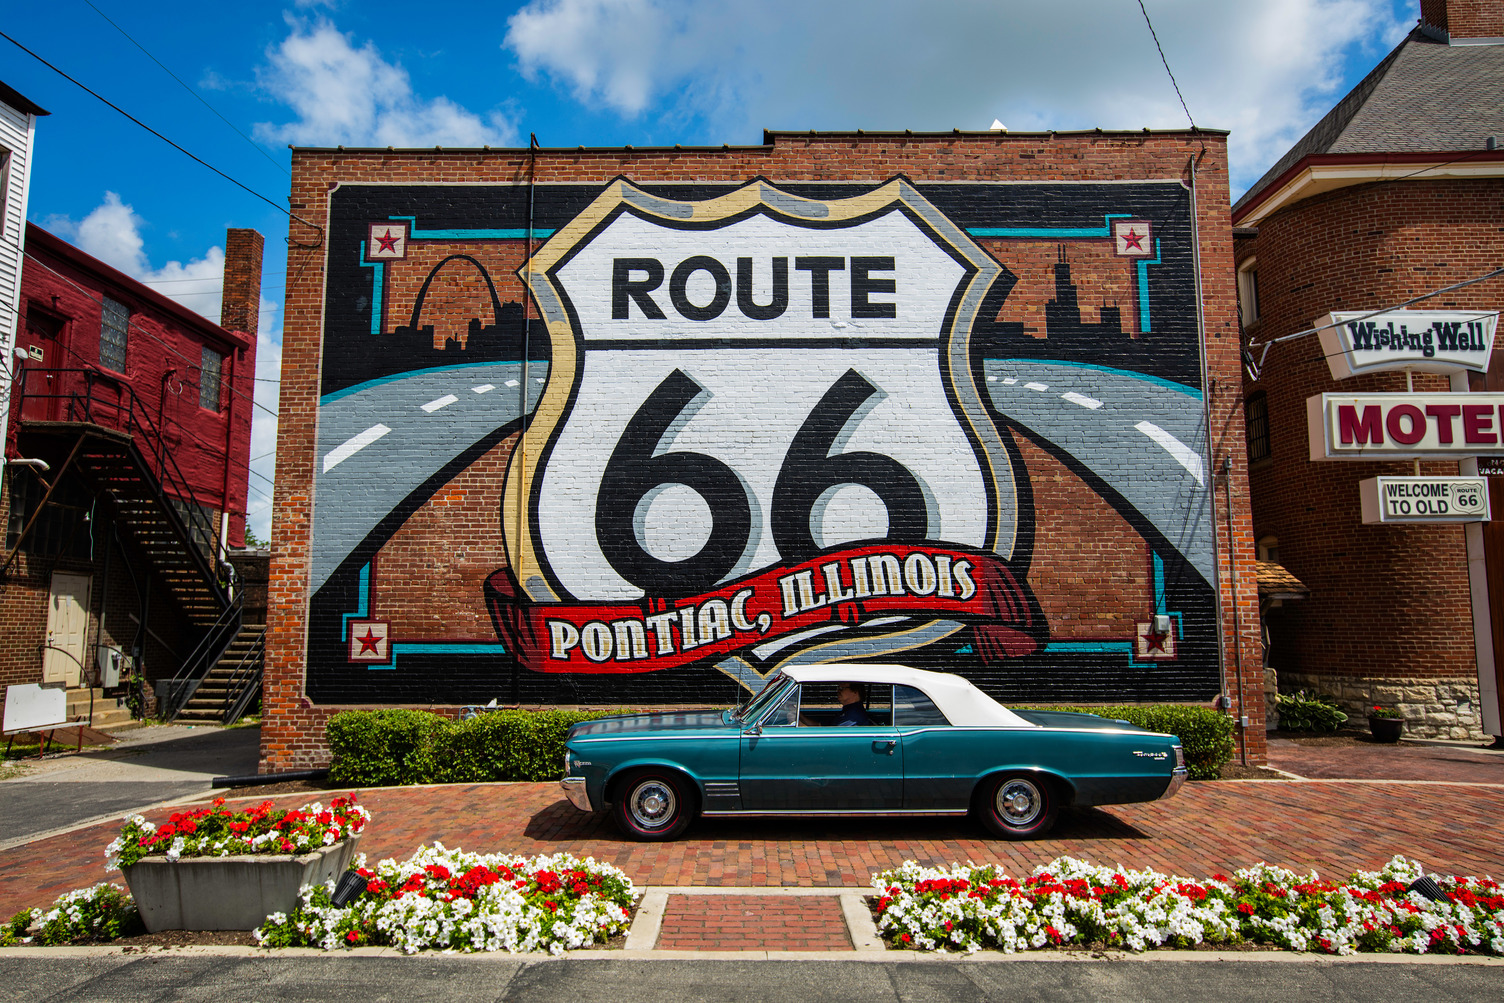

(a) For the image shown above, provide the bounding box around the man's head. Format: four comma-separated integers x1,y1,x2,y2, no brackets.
838,682,865,706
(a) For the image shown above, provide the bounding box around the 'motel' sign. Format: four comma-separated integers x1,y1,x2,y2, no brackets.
1308,393,1504,460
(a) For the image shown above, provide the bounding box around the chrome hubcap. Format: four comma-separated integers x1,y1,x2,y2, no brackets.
629,781,676,828
996,779,1042,826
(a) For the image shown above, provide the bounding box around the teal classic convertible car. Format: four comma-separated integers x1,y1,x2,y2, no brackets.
560,665,1187,841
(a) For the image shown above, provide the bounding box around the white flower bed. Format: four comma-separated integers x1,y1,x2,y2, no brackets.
256,843,635,954
872,855,1504,955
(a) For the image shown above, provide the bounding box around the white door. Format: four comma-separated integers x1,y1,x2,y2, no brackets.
44,573,91,688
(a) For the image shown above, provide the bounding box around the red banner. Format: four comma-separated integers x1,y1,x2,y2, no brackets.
484,543,1042,673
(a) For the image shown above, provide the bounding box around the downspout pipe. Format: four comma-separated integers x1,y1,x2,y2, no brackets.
1186,153,1237,741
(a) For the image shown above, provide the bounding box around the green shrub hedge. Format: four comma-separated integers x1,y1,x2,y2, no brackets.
329,703,1237,787
1041,704,1236,780
326,708,621,787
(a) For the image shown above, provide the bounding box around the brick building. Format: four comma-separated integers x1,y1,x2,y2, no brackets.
1,224,263,726
1234,0,1504,739
262,130,1260,771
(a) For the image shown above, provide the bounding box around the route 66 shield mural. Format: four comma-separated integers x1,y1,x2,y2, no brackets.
308,174,1219,705
484,179,1043,688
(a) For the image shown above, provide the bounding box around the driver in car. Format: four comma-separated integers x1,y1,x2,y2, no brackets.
834,682,872,726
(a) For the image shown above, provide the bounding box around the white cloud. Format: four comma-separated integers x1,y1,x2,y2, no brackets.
503,0,1413,194
256,19,517,148
46,192,226,321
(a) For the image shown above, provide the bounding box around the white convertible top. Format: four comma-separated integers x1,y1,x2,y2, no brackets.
783,664,1038,729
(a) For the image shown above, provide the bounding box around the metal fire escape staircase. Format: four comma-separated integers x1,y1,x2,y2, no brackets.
8,370,261,723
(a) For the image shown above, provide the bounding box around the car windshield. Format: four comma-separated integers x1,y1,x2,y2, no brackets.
733,673,792,722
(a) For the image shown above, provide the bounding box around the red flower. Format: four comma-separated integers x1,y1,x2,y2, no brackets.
1237,903,1255,915
346,930,360,944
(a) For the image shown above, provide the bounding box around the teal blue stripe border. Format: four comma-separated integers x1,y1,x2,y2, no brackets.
990,358,1201,400
340,562,508,670
319,360,547,406
357,243,383,337
966,214,1132,239
390,216,557,240
1136,238,1163,333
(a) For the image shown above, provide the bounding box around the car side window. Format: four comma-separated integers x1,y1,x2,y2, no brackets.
761,685,801,728
894,685,951,727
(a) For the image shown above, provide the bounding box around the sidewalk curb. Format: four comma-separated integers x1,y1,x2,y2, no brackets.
2,944,1501,964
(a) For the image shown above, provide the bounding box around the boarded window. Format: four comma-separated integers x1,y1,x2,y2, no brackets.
100,296,129,372
1246,391,1271,463
200,345,224,411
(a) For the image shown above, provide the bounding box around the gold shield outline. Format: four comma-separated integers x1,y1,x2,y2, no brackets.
502,175,1019,604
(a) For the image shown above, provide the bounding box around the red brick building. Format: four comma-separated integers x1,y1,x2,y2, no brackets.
1,224,262,725
1234,0,1504,739
262,131,1261,771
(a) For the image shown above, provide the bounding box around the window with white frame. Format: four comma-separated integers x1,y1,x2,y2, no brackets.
1237,258,1260,327
99,296,129,372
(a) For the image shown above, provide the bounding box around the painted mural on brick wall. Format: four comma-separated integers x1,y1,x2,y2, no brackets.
310,178,1217,706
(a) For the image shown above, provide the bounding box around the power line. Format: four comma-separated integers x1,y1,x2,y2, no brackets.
81,0,290,177
0,28,321,244
20,247,279,420
1137,0,1196,131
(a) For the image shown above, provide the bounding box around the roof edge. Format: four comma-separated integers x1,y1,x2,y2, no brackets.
24,223,250,350
0,80,48,117
288,127,1229,156
1230,149,1504,225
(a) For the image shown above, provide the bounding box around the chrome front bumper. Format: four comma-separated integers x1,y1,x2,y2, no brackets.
560,776,593,812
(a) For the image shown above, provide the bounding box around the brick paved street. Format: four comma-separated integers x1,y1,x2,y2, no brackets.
2,775,1501,923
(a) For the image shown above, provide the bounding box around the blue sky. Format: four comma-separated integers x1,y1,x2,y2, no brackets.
2,0,1416,538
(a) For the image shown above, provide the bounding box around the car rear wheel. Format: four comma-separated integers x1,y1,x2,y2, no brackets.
976,773,1059,839
611,769,694,841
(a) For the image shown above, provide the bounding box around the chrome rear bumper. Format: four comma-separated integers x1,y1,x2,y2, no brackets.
1159,744,1188,800
560,776,593,812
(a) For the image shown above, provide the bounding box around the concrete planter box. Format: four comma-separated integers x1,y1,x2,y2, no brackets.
122,836,361,931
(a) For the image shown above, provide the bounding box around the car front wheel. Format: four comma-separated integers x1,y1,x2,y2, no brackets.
611,769,694,841
976,773,1059,839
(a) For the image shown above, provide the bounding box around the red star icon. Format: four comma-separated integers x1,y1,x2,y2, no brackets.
356,629,382,655
1143,628,1170,653
375,228,400,253
1121,228,1145,251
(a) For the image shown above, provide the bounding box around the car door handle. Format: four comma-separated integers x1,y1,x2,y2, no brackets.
873,740,896,755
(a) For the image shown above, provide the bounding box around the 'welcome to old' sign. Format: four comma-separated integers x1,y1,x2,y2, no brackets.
1359,476,1491,524
1317,310,1498,380
1308,393,1504,459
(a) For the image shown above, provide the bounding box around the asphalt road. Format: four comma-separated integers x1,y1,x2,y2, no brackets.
0,956,1498,1002
0,726,260,846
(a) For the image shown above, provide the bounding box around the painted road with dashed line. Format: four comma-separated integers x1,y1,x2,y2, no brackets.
310,358,1212,599
310,362,547,594
982,359,1214,584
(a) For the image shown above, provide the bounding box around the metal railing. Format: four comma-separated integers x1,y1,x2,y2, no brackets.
13,368,228,581
220,625,266,725
157,593,243,720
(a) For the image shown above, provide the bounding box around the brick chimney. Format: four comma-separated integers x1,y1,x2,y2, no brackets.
1421,0,1504,40
221,228,264,335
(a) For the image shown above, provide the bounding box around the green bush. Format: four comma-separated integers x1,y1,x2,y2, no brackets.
1042,704,1235,781
327,708,621,787
1276,690,1348,733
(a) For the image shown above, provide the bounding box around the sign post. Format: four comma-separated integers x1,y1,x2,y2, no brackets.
1307,308,1502,736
